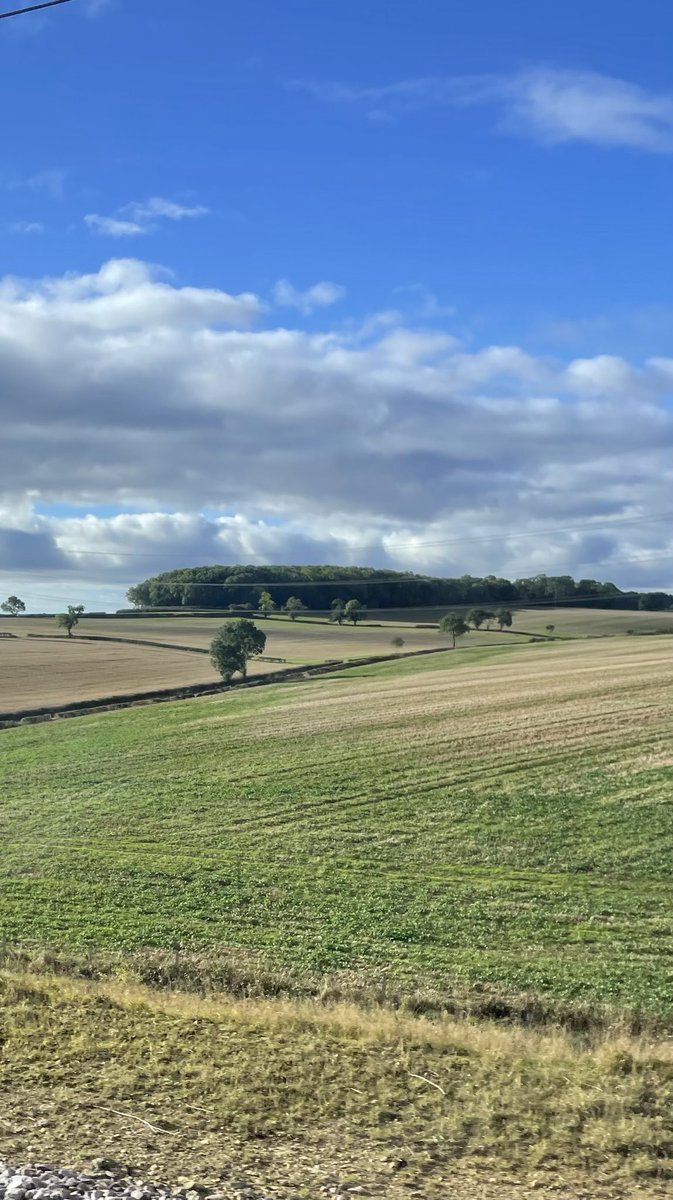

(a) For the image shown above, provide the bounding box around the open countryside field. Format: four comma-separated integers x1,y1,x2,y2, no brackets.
2,636,672,1010
0,637,224,716
0,616,463,716
0,612,529,718
3,634,673,1196
1,612,463,656
382,604,673,637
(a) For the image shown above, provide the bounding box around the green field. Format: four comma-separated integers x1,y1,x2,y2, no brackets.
3,633,673,1196
2,636,672,1014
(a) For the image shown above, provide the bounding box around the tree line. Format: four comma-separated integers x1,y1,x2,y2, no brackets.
124,565,673,613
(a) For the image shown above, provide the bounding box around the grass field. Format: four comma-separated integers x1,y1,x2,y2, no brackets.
3,634,673,1196
2,636,672,1012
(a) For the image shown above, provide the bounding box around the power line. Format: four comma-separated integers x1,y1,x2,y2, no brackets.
0,0,72,19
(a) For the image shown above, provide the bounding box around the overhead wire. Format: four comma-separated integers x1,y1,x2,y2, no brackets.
0,0,72,19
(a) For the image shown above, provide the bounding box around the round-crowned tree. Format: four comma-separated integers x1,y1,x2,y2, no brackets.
1,595,26,616
210,619,266,681
439,612,469,648
284,596,308,621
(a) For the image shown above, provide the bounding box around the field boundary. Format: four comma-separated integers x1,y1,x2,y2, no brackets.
0,645,454,730
25,632,210,655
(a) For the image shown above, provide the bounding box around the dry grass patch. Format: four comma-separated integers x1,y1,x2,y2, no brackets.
3,970,673,1199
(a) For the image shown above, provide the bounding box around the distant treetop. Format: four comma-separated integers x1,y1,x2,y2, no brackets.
121,565,664,614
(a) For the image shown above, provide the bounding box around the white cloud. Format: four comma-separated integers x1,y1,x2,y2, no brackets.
293,67,673,153
10,221,45,235
273,279,346,314
85,195,210,238
0,258,672,602
85,214,146,237
130,197,209,222
500,69,673,152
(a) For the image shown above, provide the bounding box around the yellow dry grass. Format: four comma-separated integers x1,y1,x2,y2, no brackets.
3,969,673,1200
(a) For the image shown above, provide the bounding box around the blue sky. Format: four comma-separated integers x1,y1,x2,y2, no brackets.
0,0,672,608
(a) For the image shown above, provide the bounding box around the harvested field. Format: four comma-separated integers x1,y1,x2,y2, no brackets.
0,637,224,716
0,613,466,658
381,604,673,637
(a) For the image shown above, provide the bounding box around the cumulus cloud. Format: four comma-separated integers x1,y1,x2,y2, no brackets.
85,196,210,238
273,279,346,314
292,67,673,153
0,257,672,604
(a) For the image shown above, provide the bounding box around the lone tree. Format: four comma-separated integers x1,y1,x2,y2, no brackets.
1,595,26,616
258,591,277,618
344,599,366,625
545,624,555,634
210,619,266,681
439,611,469,648
330,598,346,624
55,605,85,638
284,596,307,621
467,607,493,630
391,636,405,650
494,608,513,631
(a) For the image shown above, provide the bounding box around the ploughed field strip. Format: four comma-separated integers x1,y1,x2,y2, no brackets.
1,637,672,1012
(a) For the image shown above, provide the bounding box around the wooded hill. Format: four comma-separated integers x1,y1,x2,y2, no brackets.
126,565,673,612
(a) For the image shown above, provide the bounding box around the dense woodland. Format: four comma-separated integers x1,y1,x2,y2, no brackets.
126,565,673,612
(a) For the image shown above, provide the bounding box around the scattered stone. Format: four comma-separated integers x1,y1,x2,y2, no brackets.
0,1167,273,1200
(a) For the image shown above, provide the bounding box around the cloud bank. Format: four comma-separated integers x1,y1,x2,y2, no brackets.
0,257,672,607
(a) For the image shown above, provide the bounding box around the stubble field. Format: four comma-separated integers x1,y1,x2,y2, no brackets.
0,636,223,715
0,615,459,716
4,604,669,718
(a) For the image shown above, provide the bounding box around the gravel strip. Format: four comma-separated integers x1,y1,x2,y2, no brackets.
0,1164,276,1200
